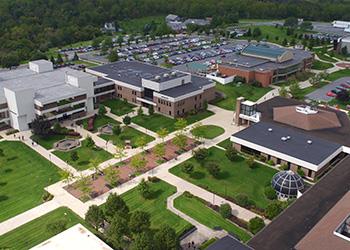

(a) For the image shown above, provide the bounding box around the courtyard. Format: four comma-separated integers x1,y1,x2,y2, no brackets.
101,98,136,116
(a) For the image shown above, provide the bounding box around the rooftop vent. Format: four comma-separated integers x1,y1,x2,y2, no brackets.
281,137,287,141
307,140,313,145
268,128,273,132
154,75,161,81
296,105,318,115
163,73,169,78
171,71,177,77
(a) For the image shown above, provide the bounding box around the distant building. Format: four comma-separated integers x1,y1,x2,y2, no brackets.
332,20,350,33
102,22,116,32
336,36,350,53
165,14,181,23
217,43,313,87
165,14,211,32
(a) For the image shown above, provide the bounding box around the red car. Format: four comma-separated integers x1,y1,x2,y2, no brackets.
340,83,350,89
327,91,337,97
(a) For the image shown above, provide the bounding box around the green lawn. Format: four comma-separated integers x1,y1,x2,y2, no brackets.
31,134,67,149
73,60,100,68
102,99,136,116
53,139,113,171
0,141,60,222
120,16,165,34
191,125,225,139
315,52,338,63
311,60,333,70
174,194,251,242
170,147,277,209
121,180,192,236
213,83,271,110
326,69,350,81
217,138,232,150
81,114,120,132
100,126,154,147
0,207,96,249
131,110,214,132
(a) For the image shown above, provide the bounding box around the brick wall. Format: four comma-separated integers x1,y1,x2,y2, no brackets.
115,84,142,104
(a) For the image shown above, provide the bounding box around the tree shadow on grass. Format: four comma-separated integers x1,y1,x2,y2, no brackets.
147,188,164,200
6,156,18,161
190,171,205,180
78,161,90,166
4,168,13,174
216,170,230,180
0,182,7,187
0,195,9,202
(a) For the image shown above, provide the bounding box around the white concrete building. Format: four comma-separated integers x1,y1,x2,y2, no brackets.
0,60,115,131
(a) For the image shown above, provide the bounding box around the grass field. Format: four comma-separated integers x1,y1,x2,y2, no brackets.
53,139,113,171
0,141,60,222
170,147,277,209
131,110,214,132
0,207,96,249
102,99,136,116
217,138,232,149
213,83,271,110
120,16,165,34
100,126,154,147
121,180,192,236
311,60,333,70
174,194,251,242
73,60,100,67
81,114,120,132
191,125,225,139
326,69,350,81
31,134,67,149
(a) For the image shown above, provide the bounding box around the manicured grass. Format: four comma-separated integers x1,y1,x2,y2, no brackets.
311,60,333,70
102,99,136,116
0,141,60,222
31,134,66,149
131,110,214,132
100,126,154,147
174,194,251,242
73,60,100,67
81,114,120,132
191,125,225,139
217,138,232,150
326,69,350,81
120,16,165,34
121,180,192,236
213,83,271,110
170,147,277,209
0,207,96,249
53,139,113,171
315,52,338,63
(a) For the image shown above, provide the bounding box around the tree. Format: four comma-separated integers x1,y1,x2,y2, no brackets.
156,128,169,142
137,106,143,116
98,104,107,115
264,186,277,200
284,17,298,27
289,82,302,99
0,53,20,68
172,133,187,150
247,156,257,169
106,215,130,248
135,136,148,151
246,27,251,37
89,158,101,179
72,52,79,61
46,219,67,235
252,27,261,38
225,146,238,161
337,90,350,102
77,175,92,201
154,143,165,161
31,117,51,136
129,211,151,234
148,105,154,115
70,151,79,162
56,54,64,64
138,179,152,199
0,148,4,157
207,162,221,178
181,162,194,174
85,205,104,230
282,38,288,46
114,144,126,161
279,85,288,97
117,35,124,47
131,154,147,171
154,225,179,250
131,230,154,250
59,169,73,185
219,203,232,219
193,148,209,162
86,136,95,148
104,193,129,222
123,115,131,126
249,217,265,234
265,201,283,219
113,124,121,136
175,118,187,132
108,49,119,62
50,55,56,65
235,194,255,208
104,167,119,187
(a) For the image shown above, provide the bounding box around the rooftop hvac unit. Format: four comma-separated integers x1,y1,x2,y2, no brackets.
307,140,313,144
154,75,161,81
268,128,273,132
171,71,177,77
163,73,169,78
281,137,287,141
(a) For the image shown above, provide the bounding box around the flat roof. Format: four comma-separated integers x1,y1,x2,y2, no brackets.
248,155,350,250
295,191,350,250
257,96,350,147
35,84,86,103
30,224,112,250
207,235,253,250
242,44,286,59
232,121,342,165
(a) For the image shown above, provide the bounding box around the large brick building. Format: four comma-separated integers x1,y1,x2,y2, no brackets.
217,44,313,87
86,61,216,117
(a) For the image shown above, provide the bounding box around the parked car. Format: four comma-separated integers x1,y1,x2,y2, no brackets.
331,89,342,94
327,91,337,97
341,83,350,89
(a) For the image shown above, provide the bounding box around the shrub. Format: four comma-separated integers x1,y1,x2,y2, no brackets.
297,168,305,177
98,105,107,115
193,148,209,162
148,176,160,182
265,201,283,219
42,191,53,202
259,155,267,162
182,162,194,174
264,186,277,200
247,156,257,169
219,203,232,219
207,162,221,178
113,124,121,136
138,179,151,199
137,106,143,116
148,105,154,115
46,219,67,235
267,159,274,166
86,136,95,148
225,146,238,161
279,164,288,170
248,217,265,234
123,115,131,126
70,151,79,162
235,194,255,208
183,191,193,198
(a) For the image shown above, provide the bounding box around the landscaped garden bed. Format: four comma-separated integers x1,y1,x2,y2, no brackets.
0,141,60,223
102,98,136,116
64,137,198,200
53,138,113,171
79,114,120,132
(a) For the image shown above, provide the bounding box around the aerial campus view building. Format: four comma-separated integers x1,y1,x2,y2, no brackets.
217,43,313,87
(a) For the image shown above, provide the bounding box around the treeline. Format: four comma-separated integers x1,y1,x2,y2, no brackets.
1,0,350,66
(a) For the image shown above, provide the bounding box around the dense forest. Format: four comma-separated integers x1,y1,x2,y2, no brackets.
1,0,350,65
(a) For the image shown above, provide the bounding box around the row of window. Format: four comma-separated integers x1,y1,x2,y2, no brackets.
158,99,172,107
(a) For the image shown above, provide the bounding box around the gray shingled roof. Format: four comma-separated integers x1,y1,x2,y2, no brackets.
232,121,342,165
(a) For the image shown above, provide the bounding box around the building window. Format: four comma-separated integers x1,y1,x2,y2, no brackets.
195,96,197,101
177,110,180,115
169,111,172,116
199,95,202,99
181,79,185,84
158,107,160,112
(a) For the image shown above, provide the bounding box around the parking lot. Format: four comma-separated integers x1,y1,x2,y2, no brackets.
306,77,350,102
